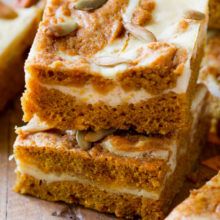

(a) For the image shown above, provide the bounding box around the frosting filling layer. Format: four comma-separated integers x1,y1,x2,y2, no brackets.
41,82,152,106
37,80,189,106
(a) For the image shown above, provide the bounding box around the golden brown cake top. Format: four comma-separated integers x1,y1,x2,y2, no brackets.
26,0,208,94
166,172,220,220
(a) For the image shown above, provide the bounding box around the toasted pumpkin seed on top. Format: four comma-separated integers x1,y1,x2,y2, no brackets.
75,0,108,11
123,22,157,43
45,21,78,37
76,131,91,150
184,10,205,21
84,129,115,142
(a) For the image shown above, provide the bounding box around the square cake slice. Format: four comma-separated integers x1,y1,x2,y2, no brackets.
166,172,220,220
22,0,208,135
14,85,209,220
0,1,42,110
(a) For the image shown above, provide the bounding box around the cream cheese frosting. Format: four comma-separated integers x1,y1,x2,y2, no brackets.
40,82,152,106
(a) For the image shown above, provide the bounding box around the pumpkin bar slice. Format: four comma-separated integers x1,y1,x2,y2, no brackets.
0,1,42,111
166,172,220,220
22,0,208,135
14,85,209,220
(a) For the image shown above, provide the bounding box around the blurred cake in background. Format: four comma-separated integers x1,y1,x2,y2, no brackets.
0,0,42,111
199,32,220,139
166,172,220,220
209,0,220,29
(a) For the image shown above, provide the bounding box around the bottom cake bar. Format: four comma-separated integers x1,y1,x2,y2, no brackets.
13,85,209,220
166,172,220,220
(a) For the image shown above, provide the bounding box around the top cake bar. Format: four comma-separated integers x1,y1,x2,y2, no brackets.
22,0,208,135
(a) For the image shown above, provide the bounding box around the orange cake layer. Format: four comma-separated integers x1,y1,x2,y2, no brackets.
0,2,42,110
14,85,209,220
166,172,220,220
23,0,208,134
209,0,220,29
199,32,220,120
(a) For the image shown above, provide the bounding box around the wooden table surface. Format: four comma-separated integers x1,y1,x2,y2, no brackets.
0,99,219,220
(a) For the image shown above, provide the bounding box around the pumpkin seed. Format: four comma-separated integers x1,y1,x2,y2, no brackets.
75,0,107,11
46,21,78,37
123,22,157,42
184,10,205,21
84,129,115,142
76,131,91,150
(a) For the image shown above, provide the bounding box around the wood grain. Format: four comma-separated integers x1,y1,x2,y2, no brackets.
0,110,10,220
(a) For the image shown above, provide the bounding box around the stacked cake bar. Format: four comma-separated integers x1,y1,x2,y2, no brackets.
166,172,220,220
0,1,42,111
21,0,209,135
14,85,209,219
14,0,210,219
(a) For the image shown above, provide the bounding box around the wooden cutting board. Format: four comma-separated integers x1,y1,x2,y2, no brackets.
0,99,219,220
